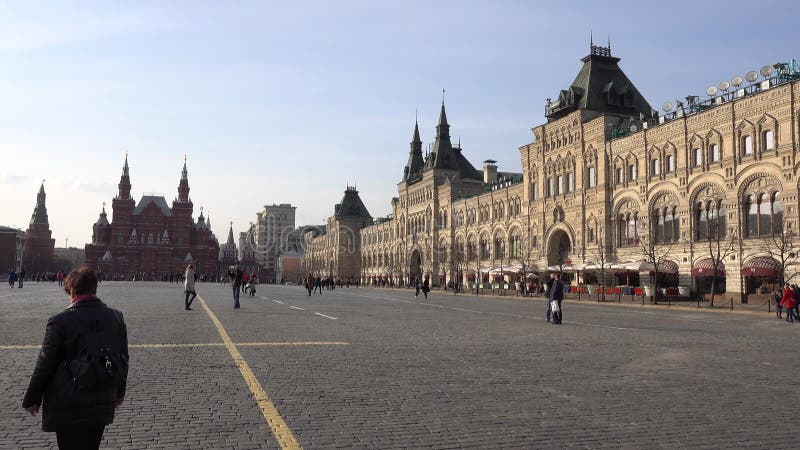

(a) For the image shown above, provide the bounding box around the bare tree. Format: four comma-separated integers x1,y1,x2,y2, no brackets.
585,237,610,302
451,239,468,295
518,234,541,295
638,224,676,303
757,230,800,286
702,231,737,307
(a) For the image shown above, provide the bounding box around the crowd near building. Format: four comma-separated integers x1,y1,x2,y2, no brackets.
305,43,800,304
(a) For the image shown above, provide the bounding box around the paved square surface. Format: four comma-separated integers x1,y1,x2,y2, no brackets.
1,282,797,448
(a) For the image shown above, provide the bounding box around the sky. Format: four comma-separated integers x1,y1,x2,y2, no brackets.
2,0,800,247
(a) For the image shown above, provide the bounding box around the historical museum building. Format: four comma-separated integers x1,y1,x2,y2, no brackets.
350,43,800,303
23,183,56,273
85,157,221,279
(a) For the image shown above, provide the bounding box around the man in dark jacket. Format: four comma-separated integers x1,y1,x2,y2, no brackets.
22,266,128,450
228,265,243,308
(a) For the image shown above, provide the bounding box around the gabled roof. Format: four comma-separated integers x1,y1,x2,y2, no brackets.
133,196,172,216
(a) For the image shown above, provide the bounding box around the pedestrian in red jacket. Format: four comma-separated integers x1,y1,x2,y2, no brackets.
781,284,797,323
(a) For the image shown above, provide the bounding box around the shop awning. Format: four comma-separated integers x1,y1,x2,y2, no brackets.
691,258,725,277
741,256,780,277
657,260,679,274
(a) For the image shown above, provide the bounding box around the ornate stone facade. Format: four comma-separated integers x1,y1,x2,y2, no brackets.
358,45,800,302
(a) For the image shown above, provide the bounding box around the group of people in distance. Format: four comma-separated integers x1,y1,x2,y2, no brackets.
180,264,258,311
776,283,800,323
7,268,66,288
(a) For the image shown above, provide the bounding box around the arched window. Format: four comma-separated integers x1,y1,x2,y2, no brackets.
480,237,490,260
493,237,505,259
667,154,675,173
693,148,702,167
615,167,624,184
709,144,720,163
587,166,596,187
651,159,660,176
742,135,753,156
618,213,640,246
694,200,725,241
762,130,774,151
510,234,522,258
744,192,782,237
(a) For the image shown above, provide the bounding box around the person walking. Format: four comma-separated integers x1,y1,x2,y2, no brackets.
227,266,243,308
246,274,258,296
7,268,14,288
184,264,197,310
422,276,430,300
314,276,323,295
551,273,565,324
306,273,314,296
414,279,421,298
793,284,800,321
544,273,555,322
18,267,25,288
781,283,797,323
22,266,128,450
56,271,64,287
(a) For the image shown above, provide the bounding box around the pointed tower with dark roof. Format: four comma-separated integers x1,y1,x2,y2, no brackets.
220,222,238,266
403,120,424,182
23,182,55,271
172,158,194,256
430,101,458,171
544,42,652,122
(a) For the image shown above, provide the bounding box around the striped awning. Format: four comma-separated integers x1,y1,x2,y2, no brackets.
691,258,725,277
741,256,780,277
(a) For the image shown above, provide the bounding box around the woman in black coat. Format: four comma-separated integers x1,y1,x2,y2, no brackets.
22,266,128,450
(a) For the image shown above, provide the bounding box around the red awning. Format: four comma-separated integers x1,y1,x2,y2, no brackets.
691,258,725,277
658,260,679,274
741,256,780,277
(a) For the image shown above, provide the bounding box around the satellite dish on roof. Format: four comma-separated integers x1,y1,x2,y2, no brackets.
719,81,731,91
662,102,673,112
732,76,744,86
760,65,774,77
629,125,638,133
706,86,718,96
745,71,759,82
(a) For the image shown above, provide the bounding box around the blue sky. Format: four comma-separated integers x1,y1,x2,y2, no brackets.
2,1,799,246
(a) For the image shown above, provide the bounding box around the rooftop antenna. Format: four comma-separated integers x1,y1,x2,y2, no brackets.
607,33,611,51
442,88,446,104
731,75,744,87
760,65,774,78
590,30,593,47
718,81,731,93
745,70,759,83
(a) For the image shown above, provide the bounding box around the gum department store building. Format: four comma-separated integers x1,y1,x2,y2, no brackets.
305,44,800,303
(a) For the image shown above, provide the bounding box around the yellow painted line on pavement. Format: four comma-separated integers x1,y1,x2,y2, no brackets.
197,295,302,450
0,341,349,350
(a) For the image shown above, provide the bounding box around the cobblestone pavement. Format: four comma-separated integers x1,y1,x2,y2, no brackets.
1,282,797,449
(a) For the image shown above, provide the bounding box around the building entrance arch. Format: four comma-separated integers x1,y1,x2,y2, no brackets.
547,229,572,267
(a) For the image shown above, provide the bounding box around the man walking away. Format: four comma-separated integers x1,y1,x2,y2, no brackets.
422,276,430,300
7,268,14,287
18,267,25,288
184,264,197,310
228,266,243,308
306,273,314,296
314,276,322,295
415,279,421,298
22,266,128,450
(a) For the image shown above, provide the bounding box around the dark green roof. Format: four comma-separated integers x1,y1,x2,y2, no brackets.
334,188,372,219
546,46,653,122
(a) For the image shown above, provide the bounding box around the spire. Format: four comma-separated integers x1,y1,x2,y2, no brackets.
94,202,110,227
178,156,190,202
181,154,188,181
431,98,456,170
227,222,235,245
118,154,132,200
413,119,421,143
403,118,424,182
30,181,49,225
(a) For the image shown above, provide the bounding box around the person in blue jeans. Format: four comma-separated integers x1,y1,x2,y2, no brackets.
227,266,243,309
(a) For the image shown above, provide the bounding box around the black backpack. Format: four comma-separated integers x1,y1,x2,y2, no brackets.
67,317,127,393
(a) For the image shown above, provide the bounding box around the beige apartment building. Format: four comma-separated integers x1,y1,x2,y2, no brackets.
318,44,799,303
253,203,296,274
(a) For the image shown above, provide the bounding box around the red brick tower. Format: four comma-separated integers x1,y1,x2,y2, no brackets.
23,182,56,272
